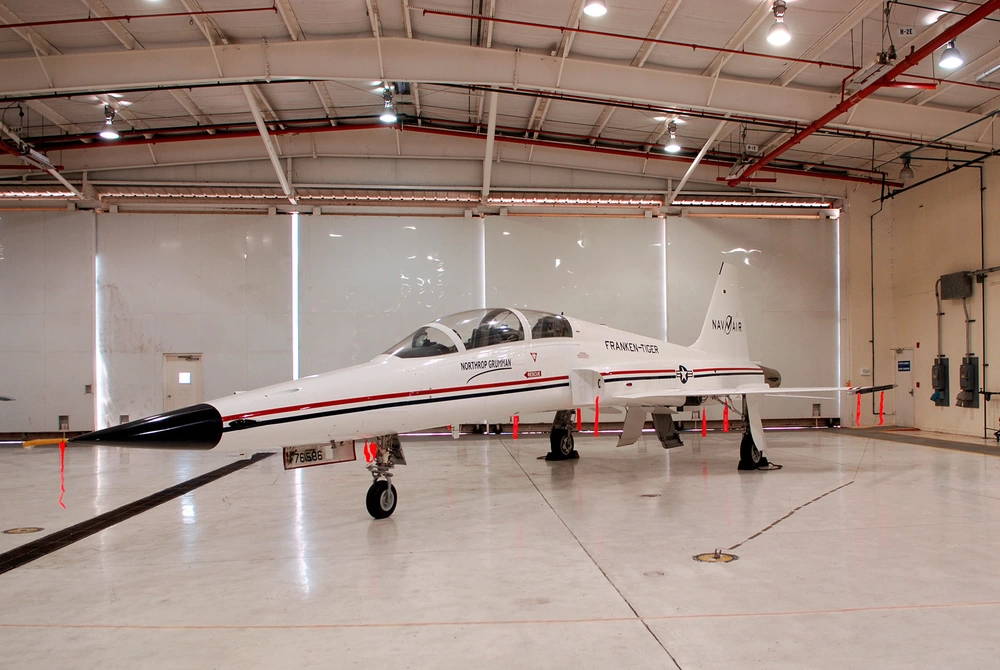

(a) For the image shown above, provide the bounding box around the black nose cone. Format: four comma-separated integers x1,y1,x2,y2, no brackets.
71,403,223,449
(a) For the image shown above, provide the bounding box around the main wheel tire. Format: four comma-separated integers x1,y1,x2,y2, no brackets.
366,480,397,519
549,428,575,458
738,432,763,470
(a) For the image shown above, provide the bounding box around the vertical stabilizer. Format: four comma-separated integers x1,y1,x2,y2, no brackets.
691,264,749,360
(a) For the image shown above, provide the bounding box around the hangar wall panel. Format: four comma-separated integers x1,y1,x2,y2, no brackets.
96,213,291,426
667,216,839,419
484,215,665,339
843,159,1000,437
298,215,483,375
0,211,95,432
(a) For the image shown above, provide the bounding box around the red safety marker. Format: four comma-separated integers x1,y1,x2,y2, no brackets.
58,439,67,509
856,393,862,427
878,391,885,426
512,415,520,440
363,441,377,463
593,396,600,436
722,404,730,432
701,409,708,437
575,408,582,432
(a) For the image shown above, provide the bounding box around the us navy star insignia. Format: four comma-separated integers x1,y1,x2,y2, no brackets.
678,365,692,384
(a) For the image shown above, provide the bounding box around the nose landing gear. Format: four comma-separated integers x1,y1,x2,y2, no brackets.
546,409,579,461
365,434,406,519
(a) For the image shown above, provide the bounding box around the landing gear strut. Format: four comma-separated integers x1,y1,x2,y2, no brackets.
737,395,772,470
546,409,579,461
365,434,406,519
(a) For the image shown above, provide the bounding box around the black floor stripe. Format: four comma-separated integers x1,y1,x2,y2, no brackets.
0,452,273,575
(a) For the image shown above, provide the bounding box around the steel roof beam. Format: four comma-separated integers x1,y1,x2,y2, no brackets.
242,85,295,205
0,36,991,148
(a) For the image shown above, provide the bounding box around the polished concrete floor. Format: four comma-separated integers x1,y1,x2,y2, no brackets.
2,429,999,669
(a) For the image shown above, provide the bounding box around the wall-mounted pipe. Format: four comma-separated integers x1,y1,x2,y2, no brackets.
731,0,1000,186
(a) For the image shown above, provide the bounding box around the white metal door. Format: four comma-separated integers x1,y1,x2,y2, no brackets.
894,348,914,427
163,354,203,411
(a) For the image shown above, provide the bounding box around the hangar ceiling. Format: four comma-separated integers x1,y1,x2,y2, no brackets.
0,0,997,212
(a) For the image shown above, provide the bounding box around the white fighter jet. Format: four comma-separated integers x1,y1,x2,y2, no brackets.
68,264,882,518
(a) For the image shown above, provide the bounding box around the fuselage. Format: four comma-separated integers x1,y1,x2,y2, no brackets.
207,313,768,453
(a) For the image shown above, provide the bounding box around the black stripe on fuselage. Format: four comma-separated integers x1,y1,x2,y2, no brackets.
603,370,764,384
604,374,677,383
221,381,570,433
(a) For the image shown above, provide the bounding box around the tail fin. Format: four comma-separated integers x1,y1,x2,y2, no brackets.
691,263,750,360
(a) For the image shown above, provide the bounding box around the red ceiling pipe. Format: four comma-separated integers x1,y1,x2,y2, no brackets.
33,113,890,181
38,123,385,151
730,0,1000,186
422,9,858,73
0,163,62,170
404,125,902,188
30,120,900,188
884,80,938,90
0,6,277,31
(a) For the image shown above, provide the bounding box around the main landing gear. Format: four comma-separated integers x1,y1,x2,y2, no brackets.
737,431,769,470
365,434,406,519
546,409,579,461
736,395,779,471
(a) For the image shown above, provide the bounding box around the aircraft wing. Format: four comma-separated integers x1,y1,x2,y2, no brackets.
610,384,893,403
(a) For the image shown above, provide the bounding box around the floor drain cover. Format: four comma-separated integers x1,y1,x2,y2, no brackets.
693,551,738,563
3,527,43,535
639,494,661,498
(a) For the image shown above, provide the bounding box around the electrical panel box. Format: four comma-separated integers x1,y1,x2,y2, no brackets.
940,271,973,300
931,356,949,407
956,355,979,408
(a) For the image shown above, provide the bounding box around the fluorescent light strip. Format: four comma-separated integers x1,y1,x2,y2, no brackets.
487,196,662,206
291,212,300,380
0,190,76,198
673,198,832,207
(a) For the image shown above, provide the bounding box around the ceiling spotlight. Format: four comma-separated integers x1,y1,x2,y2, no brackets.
379,100,398,124
671,115,686,125
653,115,668,122
767,0,791,46
899,156,915,182
939,41,964,70
664,122,681,153
98,105,120,140
583,0,607,17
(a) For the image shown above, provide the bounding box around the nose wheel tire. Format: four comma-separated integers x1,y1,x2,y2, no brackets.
366,480,398,519
546,428,579,461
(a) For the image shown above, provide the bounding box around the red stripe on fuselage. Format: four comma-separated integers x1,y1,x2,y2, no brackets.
221,375,570,422
601,367,761,376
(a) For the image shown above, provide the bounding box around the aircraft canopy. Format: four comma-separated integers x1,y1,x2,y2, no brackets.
384,308,572,359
